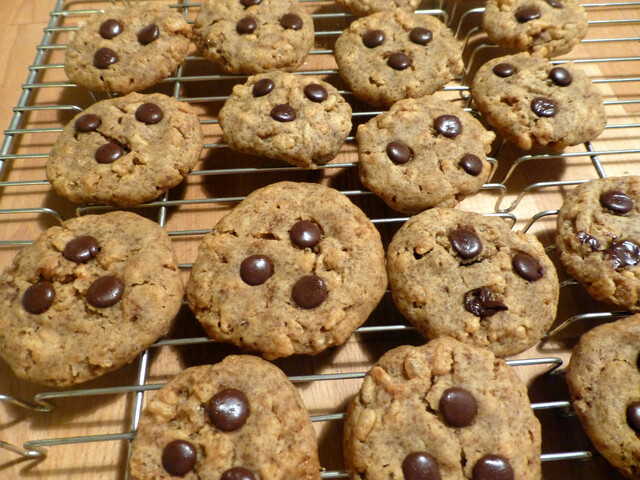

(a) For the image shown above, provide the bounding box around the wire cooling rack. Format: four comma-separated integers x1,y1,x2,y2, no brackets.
1,0,639,478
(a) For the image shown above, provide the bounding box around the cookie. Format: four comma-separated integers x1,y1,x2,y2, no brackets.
46,92,203,208
566,314,640,479
334,0,421,17
64,3,191,93
387,207,559,357
556,176,640,312
186,181,388,360
357,95,495,214
129,355,321,480
0,211,183,387
471,52,606,150
219,71,352,169
335,10,464,107
483,0,588,58
193,0,314,74
344,336,542,480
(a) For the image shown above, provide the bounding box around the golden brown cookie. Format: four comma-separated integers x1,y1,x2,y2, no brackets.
335,0,421,17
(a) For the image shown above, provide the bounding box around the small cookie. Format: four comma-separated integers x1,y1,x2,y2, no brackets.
387,207,559,357
193,0,314,74
556,176,640,312
0,211,183,387
566,314,640,479
219,71,352,169
46,92,203,207
471,52,606,150
65,3,191,93
129,355,321,480
335,10,463,107
344,337,542,480
186,181,388,360
357,95,495,214
335,0,421,17
483,0,588,58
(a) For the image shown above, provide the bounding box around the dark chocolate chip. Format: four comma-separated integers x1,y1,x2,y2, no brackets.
464,287,508,317
459,154,483,176
252,78,275,97
221,467,257,480
362,29,385,48
439,387,477,427
162,440,197,476
448,228,482,259
549,66,572,86
94,47,118,69
270,104,296,122
434,115,462,138
531,97,557,117
600,190,634,214
627,401,640,434
135,103,164,124
512,252,543,281
95,142,123,164
545,0,563,7
606,240,640,270
63,236,100,263
99,19,123,39
492,63,516,78
240,254,273,285
22,282,55,314
515,5,541,22
292,275,327,309
138,24,160,45
86,275,124,308
208,388,250,431
387,52,412,70
577,231,600,251
75,114,101,133
281,13,303,30
409,27,433,45
290,220,321,248
386,141,412,165
472,455,514,480
402,452,441,480
241,0,261,6
304,83,328,103
237,16,257,34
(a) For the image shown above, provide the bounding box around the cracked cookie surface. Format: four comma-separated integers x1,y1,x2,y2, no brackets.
334,0,421,17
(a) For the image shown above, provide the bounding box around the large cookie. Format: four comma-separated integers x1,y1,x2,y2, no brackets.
566,314,640,479
335,0,421,17
357,95,495,214
387,207,559,357
46,92,203,207
335,10,463,107
471,52,606,150
193,0,314,74
219,71,352,169
129,355,321,480
65,3,191,93
0,211,183,387
556,176,640,312
186,181,388,360
344,337,542,480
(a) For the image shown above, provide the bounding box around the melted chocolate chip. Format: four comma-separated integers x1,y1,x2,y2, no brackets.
515,5,541,22
577,231,600,251
549,67,572,86
292,275,327,309
75,114,101,133
531,97,557,117
409,27,433,45
362,29,385,48
546,0,563,7
138,24,160,45
22,282,55,314
63,236,100,263
240,255,273,285
464,287,508,317
221,467,257,480
387,141,412,164
95,142,123,164
290,220,321,248
270,104,296,122
237,17,257,34
304,83,328,103
387,52,412,70
492,63,516,78
86,275,124,308
434,115,462,138
281,13,303,30
472,454,514,480
459,154,483,176
252,78,275,97
512,253,543,281
606,240,640,270
99,19,123,39
135,103,164,124
162,440,197,476
627,401,640,434
208,388,250,431
440,387,477,427
402,452,441,480
241,0,261,6
600,190,634,214
448,228,482,259
94,47,118,69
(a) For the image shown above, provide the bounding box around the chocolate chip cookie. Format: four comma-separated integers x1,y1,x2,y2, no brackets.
46,92,203,207
344,336,542,480
186,181,388,360
334,0,421,17
556,176,640,312
129,355,321,480
0,211,183,387
219,71,352,169
335,10,464,107
193,0,314,74
65,3,191,93
387,207,559,357
358,95,495,214
471,52,606,150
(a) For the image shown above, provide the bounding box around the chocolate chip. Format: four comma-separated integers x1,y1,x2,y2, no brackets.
292,275,327,309
86,275,124,308
252,78,275,97
545,0,563,7
434,115,462,138
472,455,514,480
99,19,123,39
240,254,273,285
439,387,477,427
63,236,100,263
281,13,303,30
627,401,640,434
95,142,123,164
93,47,118,69
208,388,250,431
75,114,101,133
290,220,321,248
600,190,634,214
362,29,385,48
531,97,557,117
162,440,197,476
512,253,543,281
138,24,160,45
459,154,483,176
304,83,328,103
22,282,55,314
409,27,433,45
221,467,257,480
387,52,412,70
135,103,164,124
241,0,261,6
402,452,441,480
270,104,296,122
464,287,508,317
515,5,541,22
606,240,640,270
577,231,600,251
492,63,516,78
387,141,412,164
237,17,257,34
549,67,572,86
448,228,482,259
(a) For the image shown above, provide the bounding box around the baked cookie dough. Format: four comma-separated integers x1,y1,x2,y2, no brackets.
186,181,388,359
357,95,495,214
556,176,640,312
46,92,203,208
65,3,191,93
335,0,421,17
387,207,559,357
0,211,183,387
471,52,606,150
219,71,352,169
335,10,463,107
344,336,542,480
129,355,321,480
193,0,314,74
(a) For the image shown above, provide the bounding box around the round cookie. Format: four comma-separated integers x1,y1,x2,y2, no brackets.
64,3,191,93
471,52,606,151
193,0,314,74
483,0,588,58
186,181,388,360
566,314,640,479
344,336,542,480
0,211,183,387
335,10,464,107
357,95,495,214
335,0,421,17
129,355,321,480
46,92,203,208
556,176,640,312
387,207,559,357
219,71,352,169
